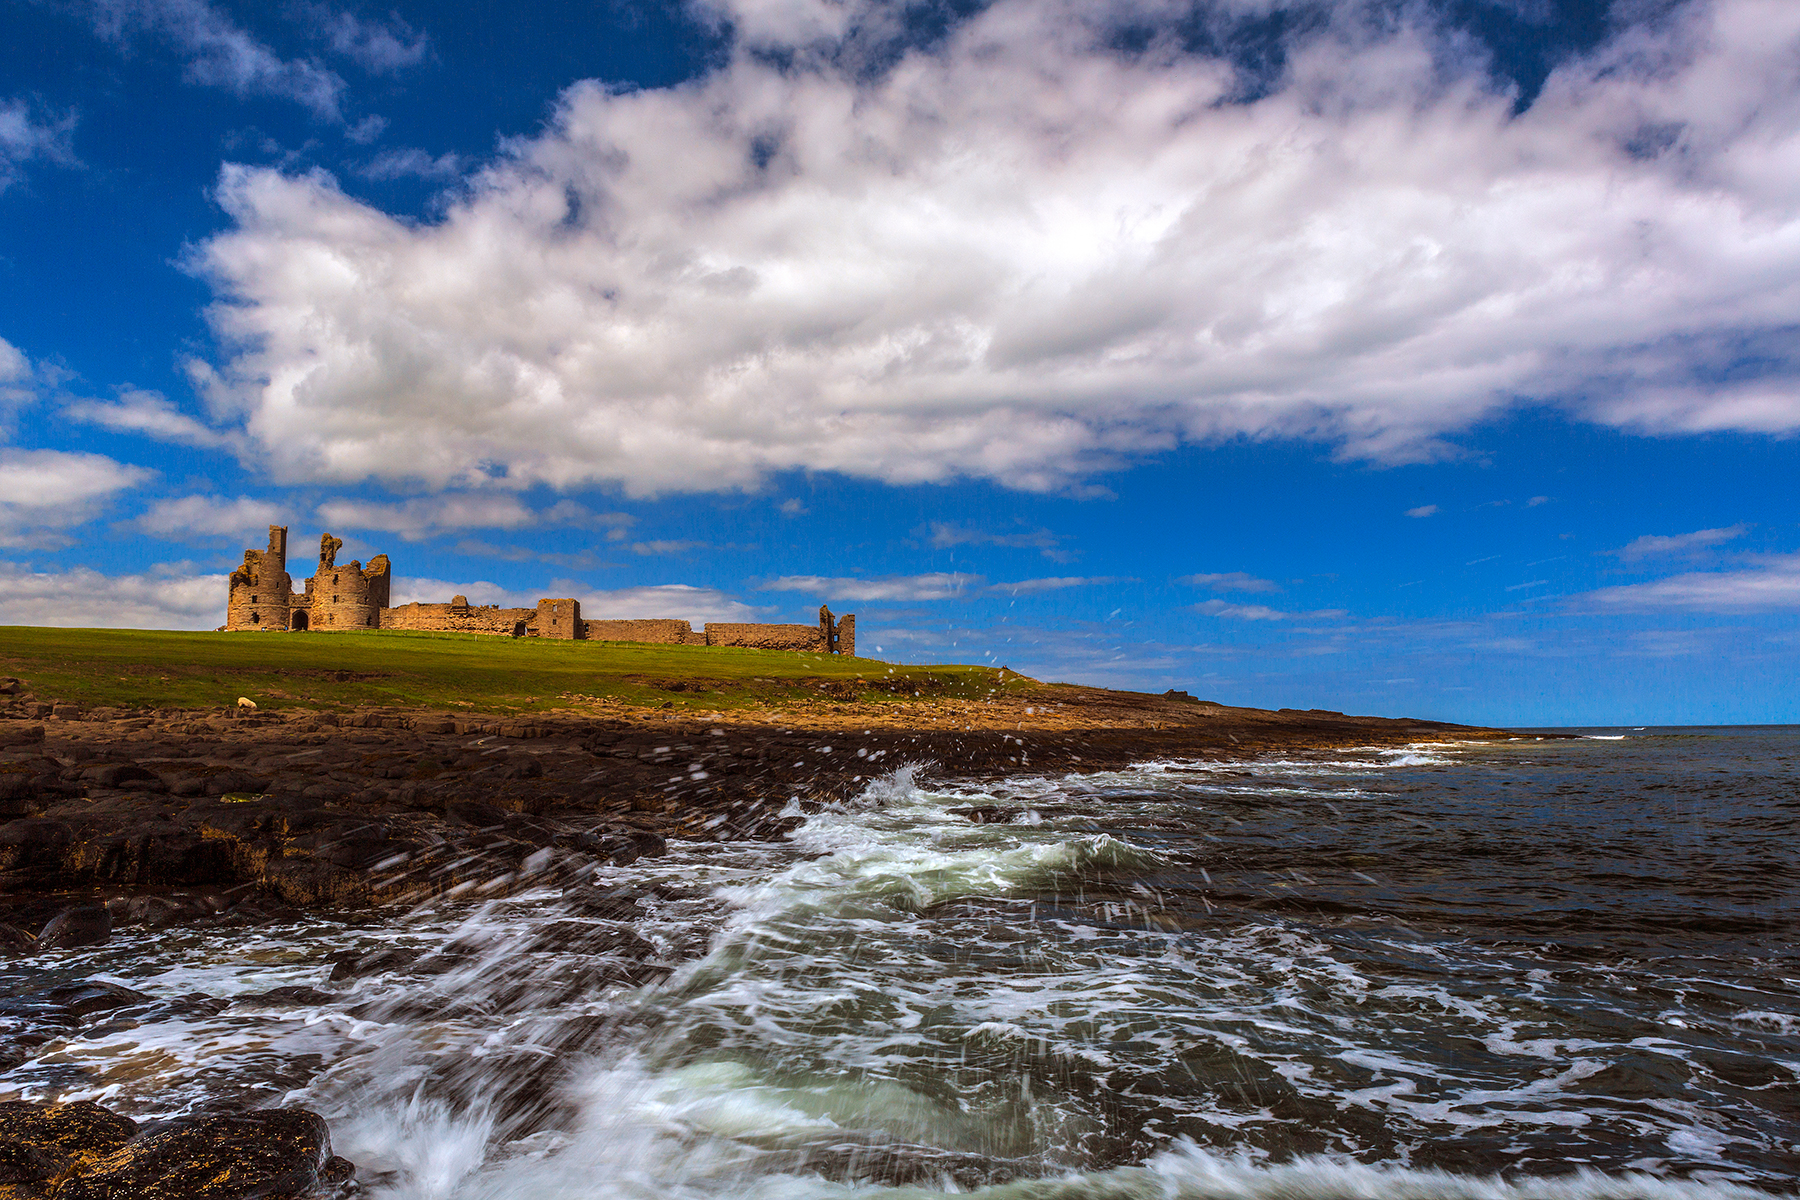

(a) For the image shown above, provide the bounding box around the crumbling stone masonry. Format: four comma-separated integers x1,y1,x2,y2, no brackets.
225,526,857,654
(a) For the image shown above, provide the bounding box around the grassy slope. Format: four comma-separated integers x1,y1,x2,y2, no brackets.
0,627,1035,716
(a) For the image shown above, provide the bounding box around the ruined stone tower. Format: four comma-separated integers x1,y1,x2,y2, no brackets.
820,606,855,656
536,598,583,639
300,533,391,630
225,526,293,631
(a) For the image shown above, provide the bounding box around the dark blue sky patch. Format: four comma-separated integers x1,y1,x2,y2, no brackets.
0,0,1796,724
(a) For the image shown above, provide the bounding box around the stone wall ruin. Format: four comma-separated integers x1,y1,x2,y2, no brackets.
224,526,857,654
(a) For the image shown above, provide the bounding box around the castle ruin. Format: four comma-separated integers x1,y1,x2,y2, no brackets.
226,526,855,655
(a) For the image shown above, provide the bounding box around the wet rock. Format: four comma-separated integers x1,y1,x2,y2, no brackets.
949,805,1023,824
203,770,272,797
527,919,661,961
0,980,158,1030
503,754,543,780
0,921,34,952
0,723,44,747
166,774,204,797
260,859,369,908
0,773,39,817
318,834,421,871
0,1100,138,1185
328,947,421,981
53,1107,347,1200
87,826,241,888
561,885,655,920
446,800,507,828
0,818,74,874
572,828,642,866
77,764,163,790
235,986,336,1007
107,894,186,927
36,904,111,949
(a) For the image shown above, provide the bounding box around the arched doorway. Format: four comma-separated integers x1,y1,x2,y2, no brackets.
291,610,309,631
512,621,528,638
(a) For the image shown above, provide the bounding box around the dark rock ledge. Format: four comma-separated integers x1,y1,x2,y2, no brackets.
0,676,1499,930
0,1100,353,1199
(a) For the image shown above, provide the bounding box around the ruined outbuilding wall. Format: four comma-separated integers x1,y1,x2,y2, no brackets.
381,600,536,636
705,623,829,652
224,529,858,652
225,526,293,632
582,619,708,645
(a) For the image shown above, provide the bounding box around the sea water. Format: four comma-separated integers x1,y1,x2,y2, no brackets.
2,727,1797,1197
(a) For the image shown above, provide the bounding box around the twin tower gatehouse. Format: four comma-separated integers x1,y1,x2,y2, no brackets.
226,526,388,633
225,526,855,655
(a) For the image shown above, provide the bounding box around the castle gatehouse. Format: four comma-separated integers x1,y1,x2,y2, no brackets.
225,526,854,654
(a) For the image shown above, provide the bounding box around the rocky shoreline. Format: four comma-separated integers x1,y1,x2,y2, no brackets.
0,671,1508,1197
1,673,1506,940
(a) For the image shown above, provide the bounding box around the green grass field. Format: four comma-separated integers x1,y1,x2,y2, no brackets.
0,626,1038,715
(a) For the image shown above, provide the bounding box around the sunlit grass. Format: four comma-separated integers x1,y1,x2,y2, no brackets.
0,626,1044,715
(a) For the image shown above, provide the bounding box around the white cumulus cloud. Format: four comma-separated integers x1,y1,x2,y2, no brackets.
138,494,286,539
0,562,224,629
0,448,152,547
186,0,1800,496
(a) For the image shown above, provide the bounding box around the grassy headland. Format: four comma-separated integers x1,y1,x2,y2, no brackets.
0,626,1034,717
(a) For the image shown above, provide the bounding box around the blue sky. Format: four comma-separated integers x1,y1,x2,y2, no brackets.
1,0,1797,726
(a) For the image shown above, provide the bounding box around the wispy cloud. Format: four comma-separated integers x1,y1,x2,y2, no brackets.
990,576,1130,595
316,495,630,540
0,561,223,629
1578,554,1800,613
358,147,463,181
763,572,1127,600
1194,599,1347,621
85,0,348,120
66,388,238,449
1405,505,1439,519
138,494,284,539
1181,571,1280,594
926,522,1069,560
307,4,428,74
450,539,605,569
392,578,759,625
0,448,151,548
764,573,981,601
630,539,707,556
0,337,38,412
1613,524,1749,562
0,98,78,194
